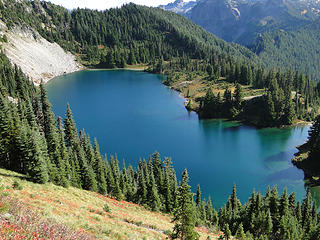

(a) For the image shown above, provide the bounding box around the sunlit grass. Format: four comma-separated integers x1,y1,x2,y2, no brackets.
0,168,222,239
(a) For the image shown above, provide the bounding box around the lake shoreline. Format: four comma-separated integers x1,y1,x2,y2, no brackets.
47,68,314,130
43,64,147,85
46,69,315,209
173,85,313,129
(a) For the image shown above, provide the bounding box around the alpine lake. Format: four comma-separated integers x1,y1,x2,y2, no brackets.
46,69,320,209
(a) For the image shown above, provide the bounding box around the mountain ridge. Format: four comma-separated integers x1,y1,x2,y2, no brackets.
186,0,320,45
159,0,199,14
160,0,320,79
0,0,259,84
250,18,320,80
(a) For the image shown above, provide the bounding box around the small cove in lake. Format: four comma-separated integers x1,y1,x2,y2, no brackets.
46,69,320,208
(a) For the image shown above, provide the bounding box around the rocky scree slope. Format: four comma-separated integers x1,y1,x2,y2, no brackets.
0,20,82,84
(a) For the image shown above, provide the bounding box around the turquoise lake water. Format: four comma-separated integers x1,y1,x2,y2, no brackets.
46,69,320,208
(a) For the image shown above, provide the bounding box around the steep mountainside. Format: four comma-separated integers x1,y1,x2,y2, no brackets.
0,0,259,84
187,0,320,45
160,0,320,79
250,18,320,80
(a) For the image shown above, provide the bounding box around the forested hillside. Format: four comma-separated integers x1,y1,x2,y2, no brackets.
148,52,320,127
0,0,257,68
251,19,320,80
164,0,320,45
161,0,320,80
1,0,318,127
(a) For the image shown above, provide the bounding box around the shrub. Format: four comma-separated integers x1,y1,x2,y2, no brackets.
2,34,8,43
0,196,93,239
164,229,173,237
88,208,95,213
12,180,23,190
0,201,10,214
103,204,111,213
2,192,10,197
96,210,104,216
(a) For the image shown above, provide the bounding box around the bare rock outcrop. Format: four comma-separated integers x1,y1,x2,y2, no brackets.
0,20,82,84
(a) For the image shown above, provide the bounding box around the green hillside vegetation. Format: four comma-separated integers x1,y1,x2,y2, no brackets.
0,0,257,67
164,0,320,83
0,168,226,239
1,168,320,240
148,56,320,127
187,0,319,46
251,19,320,80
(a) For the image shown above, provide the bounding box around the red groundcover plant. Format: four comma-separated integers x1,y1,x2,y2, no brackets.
0,196,93,240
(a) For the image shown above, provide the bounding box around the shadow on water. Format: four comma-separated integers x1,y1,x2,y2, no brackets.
171,111,198,121
197,119,244,147
256,128,293,154
264,167,304,184
264,148,298,163
199,119,242,132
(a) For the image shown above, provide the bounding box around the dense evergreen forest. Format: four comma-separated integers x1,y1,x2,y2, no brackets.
250,19,320,80
0,0,257,67
251,18,320,81
0,51,320,239
149,56,320,127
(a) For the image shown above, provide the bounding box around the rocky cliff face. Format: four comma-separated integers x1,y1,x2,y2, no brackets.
0,20,82,85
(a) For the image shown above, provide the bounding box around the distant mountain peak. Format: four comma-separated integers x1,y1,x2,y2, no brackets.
159,0,198,14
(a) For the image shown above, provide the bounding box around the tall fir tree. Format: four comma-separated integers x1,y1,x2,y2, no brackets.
196,184,201,207
25,127,49,184
93,138,107,195
147,170,161,211
172,169,199,240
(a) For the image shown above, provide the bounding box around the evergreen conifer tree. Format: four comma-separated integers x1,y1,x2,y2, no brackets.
93,139,107,195
147,170,161,211
172,169,199,240
224,223,231,240
234,83,243,112
40,84,63,184
235,223,246,240
26,127,49,184
196,184,201,207
64,104,78,148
